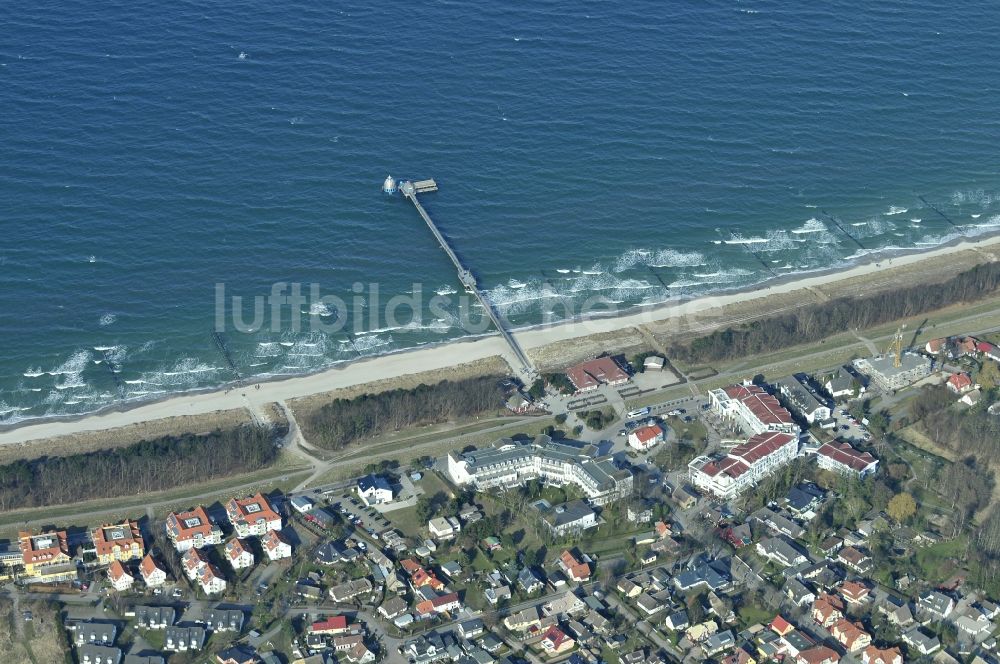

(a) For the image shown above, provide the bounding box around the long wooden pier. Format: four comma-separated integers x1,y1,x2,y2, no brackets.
399,179,534,375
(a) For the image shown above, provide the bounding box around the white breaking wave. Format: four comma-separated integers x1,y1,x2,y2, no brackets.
952,189,1000,207
351,334,392,353
435,285,458,296
886,206,908,215
613,248,706,272
727,230,795,252
255,342,283,358
49,350,92,391
308,302,336,317
99,312,116,326
791,218,828,234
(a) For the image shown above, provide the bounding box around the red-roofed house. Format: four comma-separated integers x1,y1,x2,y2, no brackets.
796,646,840,664
816,442,879,478
980,341,1000,362
830,619,871,653
709,383,797,435
770,615,794,636
108,560,134,592
925,338,946,354
224,538,255,570
92,520,144,565
262,529,292,561
182,548,210,580
688,431,799,499
18,530,73,582
838,580,871,605
401,559,445,590
198,563,227,595
415,592,461,617
565,357,630,393
862,646,903,664
628,424,664,451
310,615,349,635
540,624,575,656
947,372,974,394
225,493,282,537
558,550,592,582
812,594,845,628
165,506,223,552
139,554,167,587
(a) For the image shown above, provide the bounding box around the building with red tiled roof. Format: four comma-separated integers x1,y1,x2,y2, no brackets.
198,563,226,595
565,357,630,393
558,550,592,582
415,591,461,616
838,580,871,605
862,645,902,664
108,560,134,592
165,506,223,552
400,559,445,590
310,615,349,635
92,520,144,565
812,594,845,628
18,530,74,582
628,424,664,451
262,529,292,561
709,383,797,435
688,431,799,499
225,493,282,537
830,619,871,652
770,615,794,636
947,372,974,394
540,624,575,655
816,442,878,478
182,548,210,580
139,554,167,587
796,646,840,664
224,538,255,570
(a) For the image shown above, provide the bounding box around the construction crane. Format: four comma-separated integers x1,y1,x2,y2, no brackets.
886,325,906,368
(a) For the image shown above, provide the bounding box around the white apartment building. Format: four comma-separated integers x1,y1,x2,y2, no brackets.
447,436,633,506
708,383,797,435
688,431,799,499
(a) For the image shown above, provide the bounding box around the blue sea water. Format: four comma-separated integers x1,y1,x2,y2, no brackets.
3,0,1000,423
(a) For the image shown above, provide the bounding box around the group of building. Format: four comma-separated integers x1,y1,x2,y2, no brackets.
165,492,292,595
687,381,879,500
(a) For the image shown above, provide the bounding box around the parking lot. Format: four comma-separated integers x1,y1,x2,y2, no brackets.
320,492,393,539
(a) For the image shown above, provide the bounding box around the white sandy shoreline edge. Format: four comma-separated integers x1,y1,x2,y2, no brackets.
3,234,1000,447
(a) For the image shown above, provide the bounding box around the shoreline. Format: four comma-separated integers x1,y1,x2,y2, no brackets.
3,231,1000,446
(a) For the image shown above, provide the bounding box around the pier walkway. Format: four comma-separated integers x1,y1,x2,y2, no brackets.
399,179,534,376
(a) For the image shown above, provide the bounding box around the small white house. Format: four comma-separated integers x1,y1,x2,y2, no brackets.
428,516,461,540
643,356,666,371
290,495,315,514
628,424,664,451
357,475,395,506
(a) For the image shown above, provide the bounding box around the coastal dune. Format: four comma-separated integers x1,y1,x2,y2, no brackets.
2,234,1000,449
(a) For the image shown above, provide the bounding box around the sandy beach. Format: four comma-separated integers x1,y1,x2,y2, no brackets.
3,233,1000,448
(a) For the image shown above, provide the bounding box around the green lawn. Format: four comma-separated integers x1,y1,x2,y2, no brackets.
914,536,970,584
737,605,775,628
